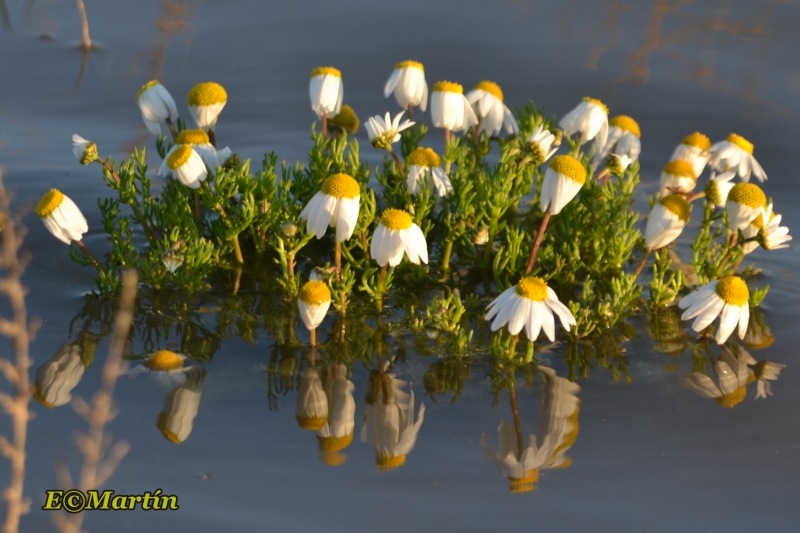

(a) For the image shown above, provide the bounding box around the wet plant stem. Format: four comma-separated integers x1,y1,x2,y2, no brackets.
525,212,551,274
75,0,91,50
335,240,342,278
75,241,103,273
310,328,316,350
633,249,651,278
439,239,454,281
407,104,413,121
377,265,388,311
508,372,524,461
322,115,328,137
508,334,519,356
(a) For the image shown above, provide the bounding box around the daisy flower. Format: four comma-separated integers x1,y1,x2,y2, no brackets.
35,189,88,245
128,350,190,387
526,125,559,166
757,203,791,251
298,173,361,242
670,132,711,178
158,129,231,175
157,367,205,444
161,145,207,189
703,171,736,208
644,194,690,251
406,147,452,197
370,209,428,267
383,60,428,114
187,82,228,132
297,281,332,332
749,358,786,400
709,133,766,182
540,155,587,215
316,364,356,466
309,67,343,118
558,97,609,147
365,111,415,150
136,80,178,135
72,134,98,165
295,367,328,431
430,81,478,132
659,160,697,195
593,115,641,168
678,276,750,344
679,346,750,408
465,81,519,136
726,182,766,230
485,277,576,341
31,342,86,408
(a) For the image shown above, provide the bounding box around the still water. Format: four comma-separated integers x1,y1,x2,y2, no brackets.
1,0,799,531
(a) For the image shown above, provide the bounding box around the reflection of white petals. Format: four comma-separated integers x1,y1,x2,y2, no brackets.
157,368,204,444
32,343,85,408
296,368,328,430
679,346,750,407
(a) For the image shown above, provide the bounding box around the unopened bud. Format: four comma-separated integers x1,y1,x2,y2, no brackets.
281,221,298,239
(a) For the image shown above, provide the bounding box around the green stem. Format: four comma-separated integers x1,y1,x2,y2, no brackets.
439,239,454,281
75,240,103,273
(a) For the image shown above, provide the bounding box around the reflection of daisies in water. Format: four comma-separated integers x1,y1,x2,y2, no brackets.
679,347,749,408
128,349,190,386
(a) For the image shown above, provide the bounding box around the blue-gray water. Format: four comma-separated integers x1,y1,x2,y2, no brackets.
1,1,799,531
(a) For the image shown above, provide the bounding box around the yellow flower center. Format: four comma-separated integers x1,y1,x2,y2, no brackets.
320,452,347,466
146,350,184,371
474,80,503,102
376,453,406,471
682,132,711,150
704,180,722,205
156,413,184,444
296,416,327,431
320,173,360,199
329,105,360,134
509,470,539,493
317,433,354,452
380,208,413,231
80,142,98,165
395,60,423,71
548,155,586,184
663,364,679,372
715,276,749,306
516,277,549,301
406,147,441,168
433,81,463,94
299,280,332,306
36,189,65,218
167,145,193,169
609,115,641,138
728,182,766,208
582,96,608,115
715,385,746,408
187,82,228,106
311,66,341,79
176,129,210,145
659,195,691,223
662,160,697,180
135,79,161,101
727,133,754,155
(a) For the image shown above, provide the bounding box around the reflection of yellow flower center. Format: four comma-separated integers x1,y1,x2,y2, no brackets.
380,208,413,231
395,60,423,71
663,364,679,372
146,350,184,371
659,195,691,223
582,96,608,115
329,105,360,134
167,145,194,170
188,82,228,106
728,182,766,208
548,155,586,184
662,160,696,180
516,277,549,301
715,276,749,306
311,66,341,79
609,115,641,138
35,189,65,218
296,415,327,430
715,385,746,408
509,469,539,493
727,133,754,155
376,453,406,471
177,129,210,145
407,147,441,168
299,281,332,306
474,81,503,102
321,173,360,199
433,81,463,94
682,132,711,150
31,383,55,408
320,452,347,466
156,413,183,444
135,80,161,101
318,433,353,452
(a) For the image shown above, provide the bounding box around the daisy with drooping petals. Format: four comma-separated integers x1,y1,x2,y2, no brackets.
726,182,766,230
187,82,227,133
72,134,98,165
157,367,205,444
659,160,697,195
709,133,766,182
370,209,428,267
128,350,190,387
36,189,89,245
466,81,519,137
384,60,428,116
703,171,736,208
749,357,786,400
310,67,343,120
485,277,576,341
558,97,609,147
297,280,332,333
316,364,356,466
32,343,86,408
678,276,750,344
296,367,328,431
161,145,208,189
540,155,586,215
757,203,792,251
481,420,549,493
299,173,361,242
679,346,750,408
365,111,415,150
406,147,452,197
430,81,478,135
644,195,691,251
526,125,559,166
159,129,231,175
136,80,179,136
593,115,641,167
670,132,712,178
